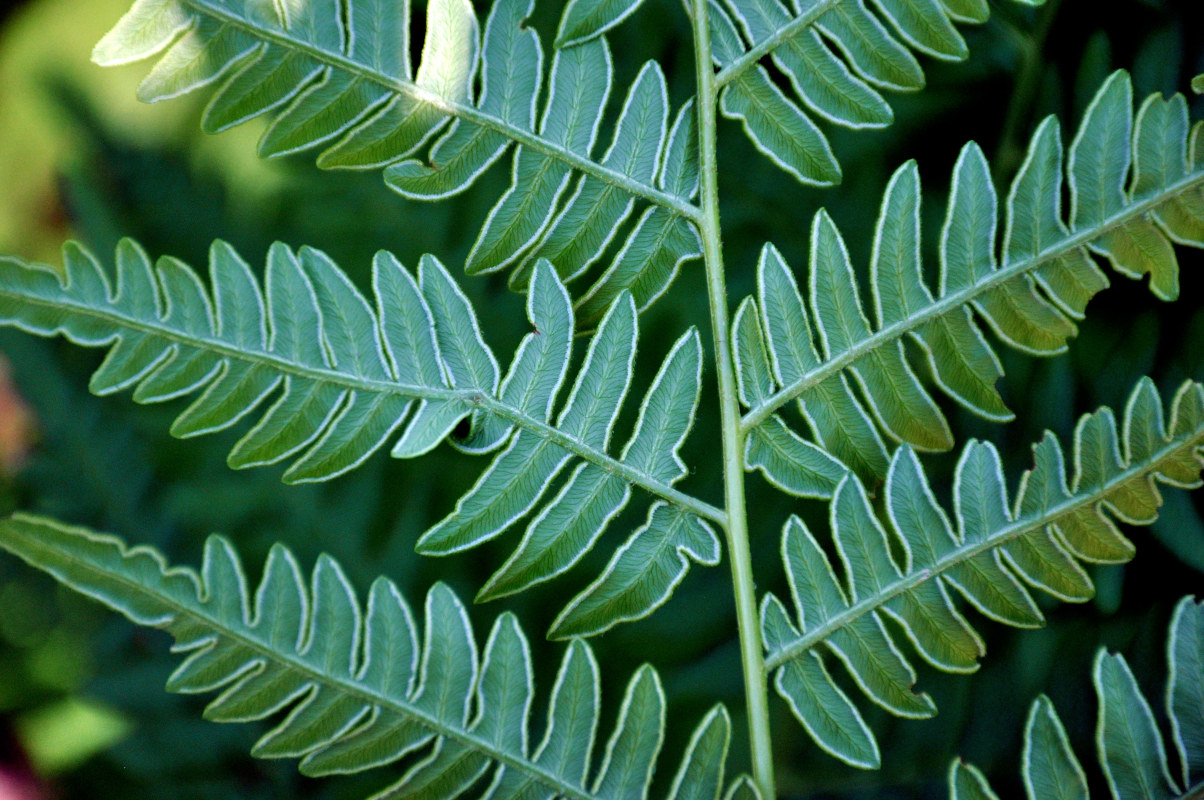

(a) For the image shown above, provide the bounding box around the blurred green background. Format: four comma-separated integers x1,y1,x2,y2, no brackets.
0,0,1201,798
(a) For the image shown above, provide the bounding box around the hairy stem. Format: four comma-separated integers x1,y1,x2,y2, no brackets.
689,1,775,796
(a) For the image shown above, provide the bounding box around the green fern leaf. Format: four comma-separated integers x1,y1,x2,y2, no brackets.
425,301,719,634
1096,652,1179,799
1022,696,1089,800
1170,598,1204,787
761,377,1204,768
548,502,721,639
0,239,722,636
667,708,733,800
733,297,849,498
952,596,1204,799
740,70,1204,485
948,762,999,800
555,0,650,49
93,0,703,311
0,514,732,800
704,0,1038,184
723,776,762,800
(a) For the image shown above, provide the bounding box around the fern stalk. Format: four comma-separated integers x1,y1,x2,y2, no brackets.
690,0,776,795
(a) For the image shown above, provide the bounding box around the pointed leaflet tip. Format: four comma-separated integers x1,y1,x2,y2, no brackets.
1094,650,1180,797
948,760,999,800
664,705,730,800
1022,696,1089,800
555,0,651,48
93,0,193,66
589,664,664,800
722,776,762,800
1168,596,1204,786
548,504,719,639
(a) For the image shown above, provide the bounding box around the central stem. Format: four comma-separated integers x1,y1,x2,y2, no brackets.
688,2,776,797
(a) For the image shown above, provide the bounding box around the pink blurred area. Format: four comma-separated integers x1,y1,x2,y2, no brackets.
0,769,44,800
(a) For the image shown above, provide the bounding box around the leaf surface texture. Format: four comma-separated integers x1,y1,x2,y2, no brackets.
0,515,738,800
951,596,1204,799
738,71,1204,486
0,242,721,637
93,0,703,314
761,377,1204,767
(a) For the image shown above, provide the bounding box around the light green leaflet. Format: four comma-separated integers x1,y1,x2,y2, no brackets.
0,515,745,800
952,596,1204,799
548,502,721,639
0,241,722,637
760,377,1204,768
696,0,1041,184
420,309,718,639
738,70,1204,486
92,0,702,314
556,0,653,48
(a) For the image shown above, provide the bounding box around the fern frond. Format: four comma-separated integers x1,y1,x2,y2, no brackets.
760,377,1204,768
423,298,717,639
0,240,723,636
949,595,1204,799
94,0,703,314
0,513,735,800
703,0,1039,184
737,70,1204,486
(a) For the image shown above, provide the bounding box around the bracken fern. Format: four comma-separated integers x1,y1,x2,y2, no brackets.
0,0,1202,798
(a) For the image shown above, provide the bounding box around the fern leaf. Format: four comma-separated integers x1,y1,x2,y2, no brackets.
1022,696,1089,800
556,0,651,49
94,0,703,310
426,306,720,636
723,776,762,800
666,708,731,800
762,377,1204,768
1170,598,1204,787
0,514,732,800
740,71,1204,485
704,0,1035,184
733,297,849,498
548,502,721,639
1096,652,1179,798
947,762,999,800
0,239,722,636
952,596,1204,799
